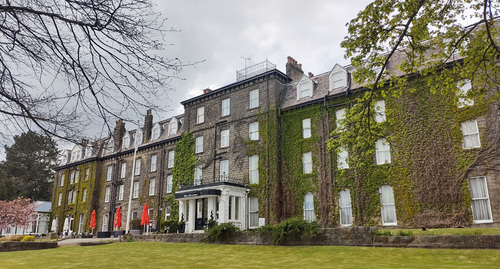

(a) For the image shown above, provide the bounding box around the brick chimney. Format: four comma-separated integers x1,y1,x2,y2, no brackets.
143,109,153,143
286,56,304,81
203,88,212,94
113,119,126,151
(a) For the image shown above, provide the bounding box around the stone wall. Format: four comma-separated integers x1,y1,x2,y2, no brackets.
126,227,500,249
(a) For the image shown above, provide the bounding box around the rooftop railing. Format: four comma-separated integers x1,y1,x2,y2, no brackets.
236,60,276,82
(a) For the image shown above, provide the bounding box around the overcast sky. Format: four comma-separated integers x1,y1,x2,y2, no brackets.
0,1,372,159
152,0,372,119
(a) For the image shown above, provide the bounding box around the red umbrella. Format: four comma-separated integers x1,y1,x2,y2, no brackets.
141,203,149,226
89,210,96,231
114,207,122,229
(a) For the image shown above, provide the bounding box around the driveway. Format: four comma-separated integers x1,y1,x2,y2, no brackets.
57,237,121,246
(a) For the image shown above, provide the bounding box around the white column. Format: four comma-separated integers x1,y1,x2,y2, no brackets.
219,189,229,224
179,200,185,222
188,199,196,233
207,197,216,221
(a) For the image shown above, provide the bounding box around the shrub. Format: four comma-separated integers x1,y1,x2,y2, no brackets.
21,235,35,242
130,219,142,230
261,217,320,245
159,219,179,233
373,230,392,236
201,222,239,243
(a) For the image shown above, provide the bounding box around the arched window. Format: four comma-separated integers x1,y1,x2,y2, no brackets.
168,118,178,136
151,123,161,140
122,133,130,149
134,130,143,147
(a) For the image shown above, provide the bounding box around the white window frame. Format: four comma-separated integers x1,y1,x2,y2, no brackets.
303,192,315,222
120,163,126,179
78,213,84,234
133,182,139,199
58,193,62,206
302,152,312,174
197,107,205,124
374,100,386,123
82,188,87,202
457,80,474,108
375,139,391,165
149,178,156,196
336,109,346,131
302,118,311,138
168,119,178,136
249,155,259,184
195,136,204,153
339,190,353,226
74,170,79,183
249,197,259,228
221,98,230,117
105,187,111,203
106,166,113,181
469,176,493,223
461,120,481,149
60,173,65,186
85,168,90,180
194,165,202,185
152,124,161,140
168,151,175,168
122,133,130,149
166,175,173,193
165,205,171,220
249,89,259,109
118,185,124,201
249,122,259,140
102,214,108,232
106,139,114,154
380,185,397,226
330,69,347,90
135,159,141,175
134,130,143,148
337,147,349,169
70,171,75,184
221,129,229,148
151,155,157,172
297,80,312,99
220,160,229,182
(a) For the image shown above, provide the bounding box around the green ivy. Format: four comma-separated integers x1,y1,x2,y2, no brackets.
168,132,197,221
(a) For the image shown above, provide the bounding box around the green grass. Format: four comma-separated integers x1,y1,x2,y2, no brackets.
376,228,500,236
1,242,500,268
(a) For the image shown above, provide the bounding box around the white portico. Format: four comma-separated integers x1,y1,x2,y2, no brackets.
174,182,249,233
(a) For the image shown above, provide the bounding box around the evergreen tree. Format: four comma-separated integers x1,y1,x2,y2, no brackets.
1,131,58,201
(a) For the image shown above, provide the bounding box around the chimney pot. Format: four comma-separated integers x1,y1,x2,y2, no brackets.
308,72,314,78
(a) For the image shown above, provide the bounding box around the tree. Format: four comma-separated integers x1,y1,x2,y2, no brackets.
332,0,500,226
0,0,188,142
0,197,37,231
1,131,58,201
342,0,500,103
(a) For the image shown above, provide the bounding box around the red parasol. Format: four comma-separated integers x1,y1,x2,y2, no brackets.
141,203,149,226
89,209,96,230
114,207,122,229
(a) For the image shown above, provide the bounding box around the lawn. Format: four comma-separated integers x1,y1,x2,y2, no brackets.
1,242,499,268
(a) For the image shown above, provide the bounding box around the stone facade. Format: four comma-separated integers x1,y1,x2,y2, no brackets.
52,56,500,235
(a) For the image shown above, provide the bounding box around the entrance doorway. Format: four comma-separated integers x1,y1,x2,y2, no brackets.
195,198,208,230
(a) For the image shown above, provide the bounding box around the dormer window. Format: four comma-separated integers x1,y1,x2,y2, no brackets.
329,65,348,91
152,123,161,140
168,118,178,136
134,130,143,147
297,76,313,100
70,146,81,162
106,138,114,153
85,146,93,158
122,132,130,149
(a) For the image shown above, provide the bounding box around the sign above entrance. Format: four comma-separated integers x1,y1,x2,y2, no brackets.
174,189,221,199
